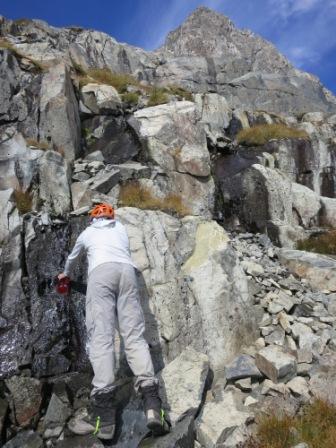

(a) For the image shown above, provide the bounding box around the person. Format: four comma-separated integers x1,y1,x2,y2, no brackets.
58,203,169,440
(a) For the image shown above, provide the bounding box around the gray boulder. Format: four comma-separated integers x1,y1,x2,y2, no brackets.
181,221,262,371
83,115,140,164
255,345,297,383
80,82,122,115
38,150,71,216
158,347,209,425
5,376,42,426
278,249,336,292
39,62,81,161
3,430,43,448
196,389,252,448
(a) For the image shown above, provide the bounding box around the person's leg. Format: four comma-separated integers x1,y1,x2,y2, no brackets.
69,263,120,440
86,264,118,395
117,264,169,435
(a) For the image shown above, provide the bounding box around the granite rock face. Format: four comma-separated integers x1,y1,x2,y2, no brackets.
1,6,336,448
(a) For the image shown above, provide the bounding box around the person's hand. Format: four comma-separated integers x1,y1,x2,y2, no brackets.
58,272,68,280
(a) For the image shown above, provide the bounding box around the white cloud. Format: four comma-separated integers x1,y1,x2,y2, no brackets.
271,0,322,19
286,46,320,66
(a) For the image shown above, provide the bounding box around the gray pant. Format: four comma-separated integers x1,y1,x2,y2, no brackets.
86,262,156,395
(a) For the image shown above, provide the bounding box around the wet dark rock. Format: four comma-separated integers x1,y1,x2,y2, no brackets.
3,430,43,448
5,376,42,427
82,116,141,164
56,434,104,447
112,395,148,448
0,396,8,441
139,416,194,448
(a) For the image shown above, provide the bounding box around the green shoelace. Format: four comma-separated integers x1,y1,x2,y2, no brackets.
93,415,101,435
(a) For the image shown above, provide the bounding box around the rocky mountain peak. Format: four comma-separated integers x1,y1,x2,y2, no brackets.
160,6,235,56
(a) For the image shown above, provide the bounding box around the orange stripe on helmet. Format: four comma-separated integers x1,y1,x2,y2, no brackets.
89,203,115,219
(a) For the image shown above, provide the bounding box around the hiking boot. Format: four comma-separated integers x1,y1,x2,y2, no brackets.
140,384,170,436
68,390,116,440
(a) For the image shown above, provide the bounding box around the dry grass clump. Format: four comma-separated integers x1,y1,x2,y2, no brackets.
147,87,169,107
121,92,139,105
242,399,336,448
0,37,46,72
25,138,50,150
13,18,31,26
168,85,193,101
297,230,336,255
14,189,33,214
299,399,336,448
237,123,309,146
247,414,296,448
79,68,139,93
119,181,190,217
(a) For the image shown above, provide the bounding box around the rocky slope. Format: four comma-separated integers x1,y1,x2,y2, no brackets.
1,6,336,448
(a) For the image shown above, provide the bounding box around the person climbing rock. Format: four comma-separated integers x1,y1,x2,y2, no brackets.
58,203,169,440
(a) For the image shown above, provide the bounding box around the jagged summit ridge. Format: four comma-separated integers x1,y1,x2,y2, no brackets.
159,6,291,73
0,8,336,113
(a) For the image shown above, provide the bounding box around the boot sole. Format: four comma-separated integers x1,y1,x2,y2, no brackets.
147,419,170,436
96,424,116,440
68,421,115,440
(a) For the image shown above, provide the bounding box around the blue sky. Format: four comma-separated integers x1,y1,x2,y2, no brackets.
2,0,336,94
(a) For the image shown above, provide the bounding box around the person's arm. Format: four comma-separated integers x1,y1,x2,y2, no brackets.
58,233,85,279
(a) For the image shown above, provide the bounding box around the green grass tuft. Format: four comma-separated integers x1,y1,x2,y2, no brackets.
121,91,139,105
147,87,169,107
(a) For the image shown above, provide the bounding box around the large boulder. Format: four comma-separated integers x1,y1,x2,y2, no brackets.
291,182,321,228
181,220,261,372
80,82,122,115
278,249,336,292
38,150,71,216
219,163,305,246
128,102,214,217
158,347,209,425
39,63,81,162
320,196,336,227
194,93,232,146
0,129,43,192
82,115,140,164
0,49,41,138
5,376,42,426
129,101,210,177
196,388,253,448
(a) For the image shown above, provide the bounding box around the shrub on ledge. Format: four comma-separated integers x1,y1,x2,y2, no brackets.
147,87,169,107
237,123,309,146
79,68,139,93
119,181,190,217
14,189,33,215
297,230,336,255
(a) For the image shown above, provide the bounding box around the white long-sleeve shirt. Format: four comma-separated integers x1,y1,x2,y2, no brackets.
64,219,136,276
